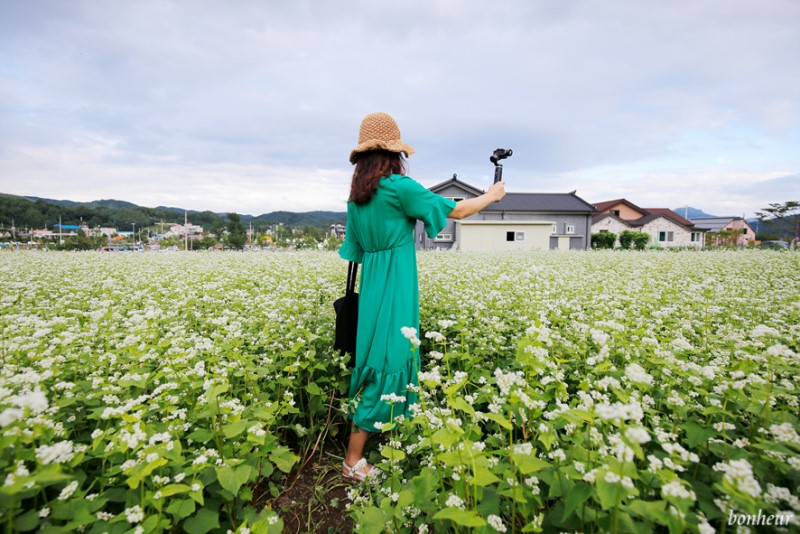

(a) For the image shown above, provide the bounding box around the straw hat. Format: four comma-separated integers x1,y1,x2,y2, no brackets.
349,112,415,164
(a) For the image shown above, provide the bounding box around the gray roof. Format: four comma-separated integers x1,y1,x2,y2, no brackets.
689,217,737,232
483,192,597,213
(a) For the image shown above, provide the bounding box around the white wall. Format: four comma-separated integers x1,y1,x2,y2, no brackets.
455,221,552,251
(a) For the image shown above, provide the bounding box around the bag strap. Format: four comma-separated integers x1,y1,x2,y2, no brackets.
346,261,358,295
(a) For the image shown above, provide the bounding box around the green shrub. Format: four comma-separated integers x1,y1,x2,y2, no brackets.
591,232,616,249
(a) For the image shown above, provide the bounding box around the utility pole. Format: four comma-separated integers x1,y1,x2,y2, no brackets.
58,215,63,245
184,211,188,251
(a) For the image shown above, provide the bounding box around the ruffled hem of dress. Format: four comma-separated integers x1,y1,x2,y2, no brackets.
348,357,419,432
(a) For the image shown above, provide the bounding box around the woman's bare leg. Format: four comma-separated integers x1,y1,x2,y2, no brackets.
343,426,371,474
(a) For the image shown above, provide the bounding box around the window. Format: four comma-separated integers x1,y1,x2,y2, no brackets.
566,225,575,235
446,197,465,203
659,231,674,242
611,210,621,216
691,232,701,242
742,228,748,234
507,231,525,242
551,224,558,235
434,233,452,242
506,231,515,242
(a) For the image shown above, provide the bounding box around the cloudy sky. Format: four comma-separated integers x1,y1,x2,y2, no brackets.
1,0,798,217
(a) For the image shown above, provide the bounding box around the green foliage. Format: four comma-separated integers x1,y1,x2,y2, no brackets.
0,193,346,234
756,200,800,242
591,232,616,249
631,231,649,250
619,230,649,250
1,250,798,533
224,213,247,250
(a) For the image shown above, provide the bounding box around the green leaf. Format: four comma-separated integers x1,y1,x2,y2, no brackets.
13,510,39,532
126,458,168,489
166,498,196,520
357,506,386,534
470,466,501,486
683,420,716,448
380,446,406,461
628,499,669,525
222,419,250,439
183,508,220,534
186,428,215,443
433,507,487,527
215,464,253,495
513,455,551,475
448,395,476,416
431,427,461,449
269,446,300,473
305,382,323,395
482,412,512,430
159,484,192,497
563,482,594,521
411,467,440,508
596,474,627,511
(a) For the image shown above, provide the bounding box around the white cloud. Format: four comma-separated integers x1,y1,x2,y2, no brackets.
1,0,799,217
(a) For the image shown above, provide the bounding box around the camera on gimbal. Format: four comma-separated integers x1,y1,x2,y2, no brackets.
490,148,513,165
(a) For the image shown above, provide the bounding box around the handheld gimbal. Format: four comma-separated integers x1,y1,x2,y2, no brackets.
490,148,512,183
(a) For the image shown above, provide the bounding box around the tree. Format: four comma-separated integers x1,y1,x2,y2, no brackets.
225,213,247,250
756,201,800,244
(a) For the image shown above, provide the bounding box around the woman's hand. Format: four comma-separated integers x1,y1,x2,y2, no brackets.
448,181,507,219
488,181,506,202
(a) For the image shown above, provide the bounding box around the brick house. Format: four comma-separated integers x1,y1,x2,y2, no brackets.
592,199,706,248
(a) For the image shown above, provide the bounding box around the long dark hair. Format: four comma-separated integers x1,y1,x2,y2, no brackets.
349,150,407,205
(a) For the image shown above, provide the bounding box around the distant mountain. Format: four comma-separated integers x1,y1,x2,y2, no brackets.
672,207,716,219
0,192,346,230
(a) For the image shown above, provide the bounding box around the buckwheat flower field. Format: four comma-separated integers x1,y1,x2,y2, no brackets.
1,250,798,533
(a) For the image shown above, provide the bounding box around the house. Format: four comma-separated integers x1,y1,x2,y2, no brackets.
166,223,204,240
592,199,706,248
689,217,755,246
415,176,596,251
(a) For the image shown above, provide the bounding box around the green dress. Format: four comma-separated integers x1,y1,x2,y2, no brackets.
338,174,456,431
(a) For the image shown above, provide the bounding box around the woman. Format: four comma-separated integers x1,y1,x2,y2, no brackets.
339,112,506,482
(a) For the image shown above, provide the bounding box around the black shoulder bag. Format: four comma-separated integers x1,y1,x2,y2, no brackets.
333,261,359,360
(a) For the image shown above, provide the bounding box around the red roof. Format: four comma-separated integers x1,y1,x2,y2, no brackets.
645,208,694,227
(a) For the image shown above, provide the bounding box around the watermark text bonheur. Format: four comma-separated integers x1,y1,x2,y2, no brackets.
728,509,794,527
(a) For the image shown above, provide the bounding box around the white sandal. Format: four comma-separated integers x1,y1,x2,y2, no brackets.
342,458,382,484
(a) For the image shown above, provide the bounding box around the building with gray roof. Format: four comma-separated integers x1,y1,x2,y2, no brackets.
415,176,596,251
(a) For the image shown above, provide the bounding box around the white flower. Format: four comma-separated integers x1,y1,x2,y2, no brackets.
380,393,407,404
661,480,696,501
58,480,79,500
35,441,75,465
625,426,651,444
39,507,50,518
445,494,465,509
487,514,507,532
770,422,800,445
713,459,762,498
624,363,654,386
124,505,144,524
